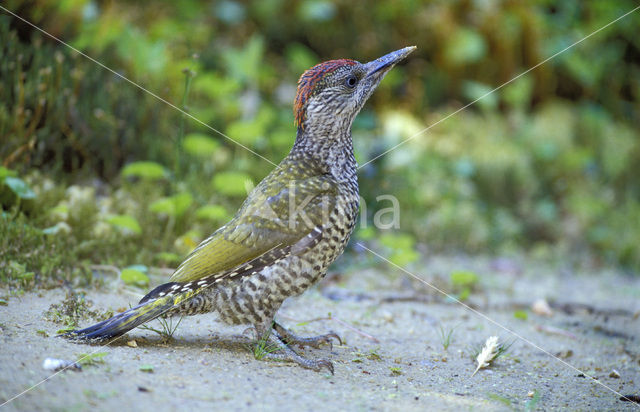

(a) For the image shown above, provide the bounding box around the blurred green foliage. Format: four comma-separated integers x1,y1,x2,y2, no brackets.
1,0,639,289
120,266,150,288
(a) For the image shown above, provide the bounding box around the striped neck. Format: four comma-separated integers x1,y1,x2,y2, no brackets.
290,127,357,184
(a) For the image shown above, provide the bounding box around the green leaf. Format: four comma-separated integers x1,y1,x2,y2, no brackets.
9,260,25,271
149,192,193,217
139,364,154,373
379,233,415,250
444,28,487,65
462,81,497,110
379,232,419,266
121,268,149,287
450,271,479,288
155,252,182,265
503,75,533,108
212,171,252,196
285,43,319,75
49,203,69,218
192,73,241,100
225,120,263,145
148,198,174,215
222,34,265,83
0,166,17,180
105,215,142,235
388,248,419,267
182,133,220,157
389,367,403,376
195,205,229,221
514,310,528,320
77,352,108,366
122,161,167,180
4,177,36,199
18,271,35,281
171,192,193,216
356,227,376,240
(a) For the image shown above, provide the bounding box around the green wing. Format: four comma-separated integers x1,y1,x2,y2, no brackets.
170,162,337,283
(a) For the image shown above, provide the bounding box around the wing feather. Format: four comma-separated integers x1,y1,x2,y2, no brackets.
170,162,336,283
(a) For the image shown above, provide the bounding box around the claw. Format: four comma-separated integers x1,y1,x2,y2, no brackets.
326,331,343,347
251,333,337,374
316,359,334,375
297,332,341,350
272,321,342,350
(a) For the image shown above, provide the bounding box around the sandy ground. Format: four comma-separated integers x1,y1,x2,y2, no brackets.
1,255,639,411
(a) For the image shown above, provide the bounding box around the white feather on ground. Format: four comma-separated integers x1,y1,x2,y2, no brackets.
472,335,500,376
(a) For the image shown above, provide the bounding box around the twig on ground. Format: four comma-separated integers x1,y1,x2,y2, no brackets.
535,325,577,340
332,317,380,343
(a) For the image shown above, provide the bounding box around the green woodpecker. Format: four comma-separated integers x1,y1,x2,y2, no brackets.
63,46,416,373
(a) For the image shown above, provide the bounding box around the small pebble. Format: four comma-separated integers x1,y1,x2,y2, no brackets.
381,311,394,323
532,299,553,317
42,358,81,372
127,340,138,348
609,369,620,378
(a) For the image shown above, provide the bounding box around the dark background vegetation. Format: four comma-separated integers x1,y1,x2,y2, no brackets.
1,0,639,291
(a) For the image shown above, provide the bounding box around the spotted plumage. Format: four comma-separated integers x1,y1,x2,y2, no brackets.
62,46,416,373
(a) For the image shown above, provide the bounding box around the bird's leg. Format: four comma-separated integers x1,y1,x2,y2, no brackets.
256,335,335,374
272,321,342,350
248,321,335,374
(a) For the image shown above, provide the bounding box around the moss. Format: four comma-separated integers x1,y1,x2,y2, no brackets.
0,213,91,291
44,290,111,328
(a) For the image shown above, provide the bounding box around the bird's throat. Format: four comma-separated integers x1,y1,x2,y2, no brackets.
292,127,357,183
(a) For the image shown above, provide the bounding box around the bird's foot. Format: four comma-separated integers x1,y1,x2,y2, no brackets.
273,321,342,350
252,336,334,374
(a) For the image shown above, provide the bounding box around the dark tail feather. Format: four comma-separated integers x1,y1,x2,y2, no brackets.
59,296,175,342
139,282,181,304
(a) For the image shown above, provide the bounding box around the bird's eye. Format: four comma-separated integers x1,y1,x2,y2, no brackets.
345,75,358,88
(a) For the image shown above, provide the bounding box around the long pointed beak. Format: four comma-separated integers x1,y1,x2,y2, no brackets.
365,46,417,78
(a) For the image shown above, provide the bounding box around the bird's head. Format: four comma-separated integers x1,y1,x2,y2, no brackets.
294,46,416,134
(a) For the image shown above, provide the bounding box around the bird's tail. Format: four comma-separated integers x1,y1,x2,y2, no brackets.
60,286,198,342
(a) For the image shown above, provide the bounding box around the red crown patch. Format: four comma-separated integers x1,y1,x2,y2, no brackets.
294,59,357,128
